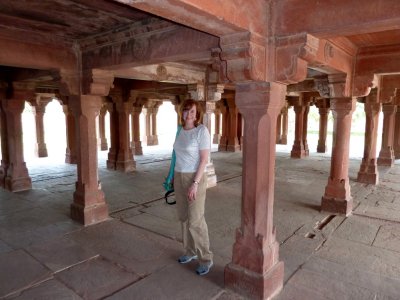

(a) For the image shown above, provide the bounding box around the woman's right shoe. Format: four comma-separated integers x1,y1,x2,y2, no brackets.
178,254,198,264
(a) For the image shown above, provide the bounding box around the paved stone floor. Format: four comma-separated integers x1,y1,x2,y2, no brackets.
1,146,400,299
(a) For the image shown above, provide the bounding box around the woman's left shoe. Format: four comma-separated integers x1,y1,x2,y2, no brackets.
196,261,213,276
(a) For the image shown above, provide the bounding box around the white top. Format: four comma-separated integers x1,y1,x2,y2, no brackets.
173,124,210,173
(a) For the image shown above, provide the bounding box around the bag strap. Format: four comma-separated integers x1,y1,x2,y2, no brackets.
164,190,176,205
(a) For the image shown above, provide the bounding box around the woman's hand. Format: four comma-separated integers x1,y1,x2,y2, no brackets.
187,183,198,202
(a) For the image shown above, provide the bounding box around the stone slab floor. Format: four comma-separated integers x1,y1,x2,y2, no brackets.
1,147,400,299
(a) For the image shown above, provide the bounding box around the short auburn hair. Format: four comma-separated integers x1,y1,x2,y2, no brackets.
179,99,203,127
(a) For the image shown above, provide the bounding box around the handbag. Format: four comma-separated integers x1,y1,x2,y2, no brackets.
163,125,182,205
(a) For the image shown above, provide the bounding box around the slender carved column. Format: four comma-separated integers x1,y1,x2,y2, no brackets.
357,90,380,184
2,96,32,192
280,104,288,145
69,95,108,224
276,112,282,144
225,82,285,299
32,96,52,157
115,102,135,172
144,106,152,146
151,104,160,145
218,101,229,151
131,106,143,155
63,105,77,164
0,84,9,187
226,98,241,152
290,97,306,158
213,107,221,144
302,103,310,156
394,109,400,159
106,103,118,169
321,91,356,216
99,105,108,151
316,99,330,153
378,104,397,166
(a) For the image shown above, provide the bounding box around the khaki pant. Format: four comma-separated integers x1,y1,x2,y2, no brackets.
174,171,213,263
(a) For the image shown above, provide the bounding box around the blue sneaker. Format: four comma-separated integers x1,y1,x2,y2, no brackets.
178,254,198,264
196,261,213,275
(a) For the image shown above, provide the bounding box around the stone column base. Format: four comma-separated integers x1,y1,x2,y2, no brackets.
116,160,136,172
377,156,394,167
5,176,32,192
225,261,284,300
65,153,77,164
321,196,353,216
133,141,143,155
395,151,400,159
36,144,48,157
290,149,306,158
213,134,221,144
71,202,109,226
152,135,159,145
357,172,379,185
100,142,108,151
317,144,327,153
226,144,241,152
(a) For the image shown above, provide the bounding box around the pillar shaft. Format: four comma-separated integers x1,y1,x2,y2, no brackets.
70,95,108,225
290,102,306,158
317,107,330,153
131,106,143,155
357,95,381,184
144,108,152,145
302,104,310,156
218,104,229,151
115,103,135,172
321,98,356,215
226,99,240,152
106,103,118,169
225,81,284,300
276,113,282,144
151,106,159,145
378,104,396,166
202,101,217,188
33,106,48,157
280,105,288,145
63,105,77,164
1,98,32,192
213,109,221,144
0,103,9,187
99,106,108,151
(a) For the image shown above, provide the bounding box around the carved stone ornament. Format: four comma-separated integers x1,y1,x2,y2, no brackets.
188,84,204,101
314,78,330,98
156,65,168,81
207,84,224,101
324,42,335,63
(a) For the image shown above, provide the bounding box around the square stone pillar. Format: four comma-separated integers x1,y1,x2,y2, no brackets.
280,104,288,145
378,104,396,166
218,102,229,151
226,98,241,152
150,104,160,146
225,81,285,300
106,102,118,170
276,112,282,144
115,102,136,172
32,95,52,158
99,105,108,151
357,90,381,185
1,97,32,192
69,95,108,225
213,108,221,144
315,99,330,153
290,96,307,158
144,107,153,146
62,104,77,164
131,106,143,155
302,103,310,156
0,90,9,188
321,97,356,216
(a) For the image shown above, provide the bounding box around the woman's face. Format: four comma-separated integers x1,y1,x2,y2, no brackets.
183,105,197,125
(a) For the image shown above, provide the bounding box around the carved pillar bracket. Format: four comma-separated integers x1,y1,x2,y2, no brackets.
357,89,381,184
378,103,397,166
321,93,356,216
225,81,285,300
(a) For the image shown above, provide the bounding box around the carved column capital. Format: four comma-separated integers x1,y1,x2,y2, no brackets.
314,77,330,98
328,74,348,98
207,84,224,101
188,83,205,101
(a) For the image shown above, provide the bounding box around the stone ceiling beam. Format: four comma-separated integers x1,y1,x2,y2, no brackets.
274,0,400,38
112,0,267,37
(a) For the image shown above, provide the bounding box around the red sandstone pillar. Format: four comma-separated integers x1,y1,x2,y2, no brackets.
63,105,77,164
302,103,310,156
290,97,306,158
378,104,396,166
131,106,143,155
213,108,221,144
280,105,288,145
394,109,400,159
69,95,108,225
321,97,356,216
0,98,9,187
115,102,135,172
226,98,241,152
1,98,32,192
151,104,160,145
144,107,152,146
218,102,228,151
357,90,380,184
276,112,282,144
32,96,52,157
225,81,284,300
106,103,119,170
316,99,330,153
99,105,108,151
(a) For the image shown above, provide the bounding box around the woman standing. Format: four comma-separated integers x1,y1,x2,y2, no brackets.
173,99,213,276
